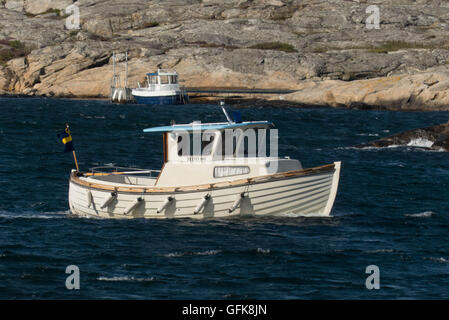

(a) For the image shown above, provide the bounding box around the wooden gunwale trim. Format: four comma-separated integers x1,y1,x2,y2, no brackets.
84,172,129,177
70,163,335,194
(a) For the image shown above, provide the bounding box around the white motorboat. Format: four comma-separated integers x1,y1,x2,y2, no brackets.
131,69,189,105
68,106,341,219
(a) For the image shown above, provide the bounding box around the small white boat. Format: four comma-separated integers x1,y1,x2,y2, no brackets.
68,106,341,219
131,69,189,105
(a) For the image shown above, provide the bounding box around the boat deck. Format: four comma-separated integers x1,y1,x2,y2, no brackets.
84,166,160,187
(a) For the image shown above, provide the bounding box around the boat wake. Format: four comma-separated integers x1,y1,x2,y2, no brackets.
0,210,70,219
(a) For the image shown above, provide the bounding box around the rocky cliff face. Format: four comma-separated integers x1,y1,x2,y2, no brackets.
1,0,449,109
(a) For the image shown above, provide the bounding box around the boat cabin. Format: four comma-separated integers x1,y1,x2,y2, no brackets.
143,121,303,187
146,69,179,86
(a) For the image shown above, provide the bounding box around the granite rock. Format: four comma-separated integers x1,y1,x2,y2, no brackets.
0,0,449,110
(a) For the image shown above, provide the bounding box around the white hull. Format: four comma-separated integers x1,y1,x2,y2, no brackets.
68,162,341,219
131,88,180,97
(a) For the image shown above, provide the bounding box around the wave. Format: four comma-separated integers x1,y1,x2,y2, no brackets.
256,248,271,254
340,144,444,152
406,138,434,148
366,249,394,253
356,133,380,137
79,113,92,119
0,210,70,219
345,138,437,151
97,276,155,282
165,248,273,258
404,211,435,218
273,212,330,218
337,145,401,151
164,249,222,258
428,257,449,263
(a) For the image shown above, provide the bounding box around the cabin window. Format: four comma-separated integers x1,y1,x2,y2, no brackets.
170,75,178,84
177,133,215,157
219,130,238,158
149,76,158,84
214,166,250,178
202,134,215,155
217,129,260,158
160,75,169,84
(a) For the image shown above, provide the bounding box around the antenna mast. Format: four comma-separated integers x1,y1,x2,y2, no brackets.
220,101,233,124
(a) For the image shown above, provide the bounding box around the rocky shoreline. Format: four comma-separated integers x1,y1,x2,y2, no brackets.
355,120,449,151
0,0,448,111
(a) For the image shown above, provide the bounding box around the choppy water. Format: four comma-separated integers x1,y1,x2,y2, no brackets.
1,97,449,299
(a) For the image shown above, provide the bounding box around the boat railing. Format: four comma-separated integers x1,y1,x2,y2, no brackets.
180,86,189,104
89,166,161,177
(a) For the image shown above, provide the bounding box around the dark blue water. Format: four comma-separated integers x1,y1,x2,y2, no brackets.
1,97,449,299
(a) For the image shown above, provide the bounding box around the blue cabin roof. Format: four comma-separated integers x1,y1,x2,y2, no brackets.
143,121,274,133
